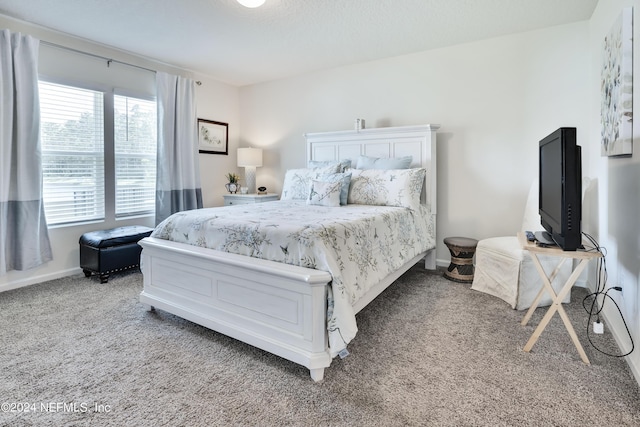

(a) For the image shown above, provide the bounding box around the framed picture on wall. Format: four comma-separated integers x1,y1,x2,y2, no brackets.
601,7,633,157
198,119,228,155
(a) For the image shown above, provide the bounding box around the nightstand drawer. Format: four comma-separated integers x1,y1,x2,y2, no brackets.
223,193,279,206
225,198,253,206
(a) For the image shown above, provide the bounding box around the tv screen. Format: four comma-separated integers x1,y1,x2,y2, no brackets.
538,127,582,251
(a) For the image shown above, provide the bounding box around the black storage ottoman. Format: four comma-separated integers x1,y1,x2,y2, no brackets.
80,226,153,283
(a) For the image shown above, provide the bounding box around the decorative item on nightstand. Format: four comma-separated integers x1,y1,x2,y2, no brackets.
225,172,240,194
237,147,263,194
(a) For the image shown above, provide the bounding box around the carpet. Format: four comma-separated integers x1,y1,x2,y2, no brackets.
1,264,639,426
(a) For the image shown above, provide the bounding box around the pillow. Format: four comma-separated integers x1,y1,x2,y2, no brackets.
347,168,426,210
281,164,340,200
356,155,412,170
316,172,352,205
307,159,352,172
307,180,342,207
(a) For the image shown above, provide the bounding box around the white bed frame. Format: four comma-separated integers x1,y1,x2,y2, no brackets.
139,124,440,381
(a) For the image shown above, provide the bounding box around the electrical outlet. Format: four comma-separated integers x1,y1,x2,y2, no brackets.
593,321,604,334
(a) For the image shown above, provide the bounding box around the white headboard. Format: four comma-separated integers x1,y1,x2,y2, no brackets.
304,124,440,213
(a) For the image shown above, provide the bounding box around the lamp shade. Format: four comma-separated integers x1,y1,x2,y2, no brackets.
237,148,263,167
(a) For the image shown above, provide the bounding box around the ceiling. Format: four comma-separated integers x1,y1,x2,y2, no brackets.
0,0,598,87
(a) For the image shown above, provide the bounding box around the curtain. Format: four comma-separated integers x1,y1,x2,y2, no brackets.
155,72,202,225
0,30,52,275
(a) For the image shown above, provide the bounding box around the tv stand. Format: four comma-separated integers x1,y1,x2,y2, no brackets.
517,232,602,364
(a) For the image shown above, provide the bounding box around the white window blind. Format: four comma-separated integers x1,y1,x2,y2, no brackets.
114,95,157,217
40,82,105,225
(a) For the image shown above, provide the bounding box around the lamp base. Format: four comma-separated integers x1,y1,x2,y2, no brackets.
244,166,257,194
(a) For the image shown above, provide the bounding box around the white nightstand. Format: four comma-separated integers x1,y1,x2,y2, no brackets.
223,193,279,206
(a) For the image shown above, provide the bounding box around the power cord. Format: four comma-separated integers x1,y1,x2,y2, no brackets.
581,232,634,358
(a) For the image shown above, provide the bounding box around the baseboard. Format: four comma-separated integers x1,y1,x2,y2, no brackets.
584,278,640,387
436,258,449,269
0,267,82,293
602,302,640,387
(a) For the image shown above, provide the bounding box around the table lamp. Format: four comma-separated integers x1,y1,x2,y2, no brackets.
237,147,263,194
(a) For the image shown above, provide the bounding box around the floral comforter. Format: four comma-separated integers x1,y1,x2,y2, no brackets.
151,200,435,357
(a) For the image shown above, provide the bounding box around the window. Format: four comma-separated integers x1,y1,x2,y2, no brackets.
40,82,105,225
40,81,157,226
114,95,157,217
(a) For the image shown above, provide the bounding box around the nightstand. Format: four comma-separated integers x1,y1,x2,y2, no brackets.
223,193,279,206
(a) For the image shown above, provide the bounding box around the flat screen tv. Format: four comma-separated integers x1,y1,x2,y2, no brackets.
537,127,582,251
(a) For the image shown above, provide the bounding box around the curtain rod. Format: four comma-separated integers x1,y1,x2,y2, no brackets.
40,40,202,85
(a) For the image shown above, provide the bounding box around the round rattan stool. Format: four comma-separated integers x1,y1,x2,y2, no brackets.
443,236,479,283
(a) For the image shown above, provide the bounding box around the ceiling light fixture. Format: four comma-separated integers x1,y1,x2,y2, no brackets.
237,0,266,8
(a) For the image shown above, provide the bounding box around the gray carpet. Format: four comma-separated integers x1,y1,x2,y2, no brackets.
1,264,639,426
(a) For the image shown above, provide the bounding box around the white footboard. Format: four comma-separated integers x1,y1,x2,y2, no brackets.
139,237,333,381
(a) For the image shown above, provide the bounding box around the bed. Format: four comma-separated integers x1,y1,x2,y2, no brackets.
139,124,440,381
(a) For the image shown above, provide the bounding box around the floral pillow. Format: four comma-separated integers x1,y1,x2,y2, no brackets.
307,180,342,207
307,159,352,172
347,168,426,210
315,172,352,205
281,164,340,200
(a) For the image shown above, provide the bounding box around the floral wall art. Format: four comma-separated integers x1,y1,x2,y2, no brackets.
198,119,228,155
601,7,633,157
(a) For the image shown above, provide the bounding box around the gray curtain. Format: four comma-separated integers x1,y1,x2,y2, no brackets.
0,30,52,275
155,72,202,225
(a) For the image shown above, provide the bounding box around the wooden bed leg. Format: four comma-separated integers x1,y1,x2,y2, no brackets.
310,368,325,382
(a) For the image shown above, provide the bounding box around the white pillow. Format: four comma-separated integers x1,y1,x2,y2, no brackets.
347,168,426,210
307,179,342,207
316,172,352,205
281,165,340,200
355,155,412,170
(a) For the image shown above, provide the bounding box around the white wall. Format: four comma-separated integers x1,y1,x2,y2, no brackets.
588,0,640,384
195,77,242,208
239,22,591,265
0,15,240,291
